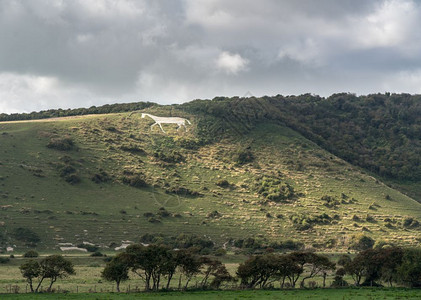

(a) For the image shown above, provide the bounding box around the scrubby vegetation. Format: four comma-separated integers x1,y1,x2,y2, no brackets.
255,176,295,202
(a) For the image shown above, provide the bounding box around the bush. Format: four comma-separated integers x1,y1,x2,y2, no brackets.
153,149,184,164
216,179,230,188
64,173,81,184
256,176,295,202
47,136,74,151
403,217,420,229
207,210,221,218
91,171,110,183
0,257,10,264
12,228,40,245
91,251,105,257
23,250,39,258
77,244,99,253
122,175,147,188
349,234,375,251
120,144,146,155
321,195,340,208
165,186,202,197
235,148,254,165
214,248,227,256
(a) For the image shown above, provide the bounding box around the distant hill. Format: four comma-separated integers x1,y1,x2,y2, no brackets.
0,95,420,253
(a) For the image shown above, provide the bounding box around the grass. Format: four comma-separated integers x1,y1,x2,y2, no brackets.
0,110,421,253
1,288,421,299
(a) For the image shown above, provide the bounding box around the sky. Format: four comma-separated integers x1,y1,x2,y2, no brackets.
1,0,421,113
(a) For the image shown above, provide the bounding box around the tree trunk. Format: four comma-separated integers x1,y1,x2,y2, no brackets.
145,275,151,291
48,278,56,292
116,280,120,292
166,273,174,290
178,274,182,290
28,280,34,293
300,276,311,288
185,277,191,289
35,277,45,293
323,272,326,288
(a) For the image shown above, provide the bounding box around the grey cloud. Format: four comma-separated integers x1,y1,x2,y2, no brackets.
1,0,421,113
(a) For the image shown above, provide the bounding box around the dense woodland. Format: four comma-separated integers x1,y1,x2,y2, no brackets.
182,93,421,182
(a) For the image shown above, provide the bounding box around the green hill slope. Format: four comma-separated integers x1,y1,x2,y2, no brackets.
1,107,420,252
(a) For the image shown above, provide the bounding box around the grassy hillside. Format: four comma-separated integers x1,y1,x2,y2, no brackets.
1,107,420,252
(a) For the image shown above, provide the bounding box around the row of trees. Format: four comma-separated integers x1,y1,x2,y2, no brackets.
20,255,75,292
19,246,421,293
338,247,421,287
237,247,421,289
0,101,155,122
102,244,233,292
102,245,421,292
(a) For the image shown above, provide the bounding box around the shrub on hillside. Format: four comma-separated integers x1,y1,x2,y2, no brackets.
91,171,110,183
255,176,295,202
153,149,184,164
77,244,99,253
122,174,147,188
23,250,39,258
403,217,420,229
12,228,40,246
349,234,375,251
47,136,74,151
321,195,340,208
216,179,230,188
235,148,254,165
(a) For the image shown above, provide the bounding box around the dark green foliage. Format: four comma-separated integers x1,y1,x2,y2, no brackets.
342,247,404,287
157,207,171,218
12,227,40,245
63,173,81,184
397,248,421,287
153,149,184,164
165,186,202,197
349,234,375,251
289,213,332,231
182,94,421,181
148,217,161,223
0,257,10,264
91,251,105,257
101,254,129,292
91,170,110,183
216,179,230,188
207,210,221,218
0,101,154,122
47,136,74,151
20,255,75,292
403,217,420,228
77,243,99,253
175,137,202,150
120,144,146,155
235,148,254,165
138,233,214,252
321,195,340,208
122,174,147,188
234,238,303,252
256,176,295,202
20,260,40,292
57,161,81,185
23,250,39,258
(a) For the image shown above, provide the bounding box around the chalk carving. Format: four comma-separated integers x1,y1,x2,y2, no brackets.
139,113,191,133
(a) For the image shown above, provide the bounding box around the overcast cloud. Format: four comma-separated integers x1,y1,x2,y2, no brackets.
1,0,421,113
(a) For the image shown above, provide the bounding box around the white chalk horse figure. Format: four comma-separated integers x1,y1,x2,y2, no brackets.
141,113,191,133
